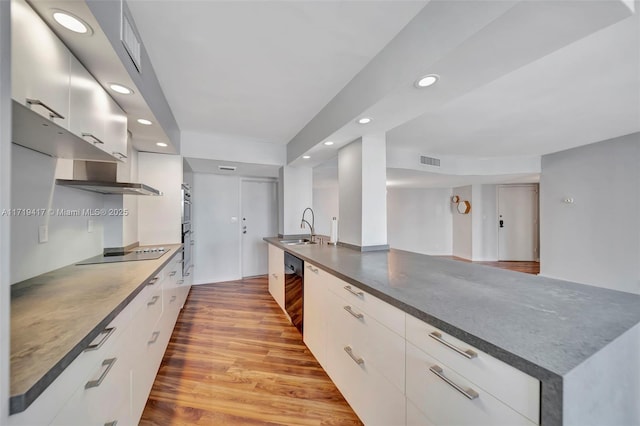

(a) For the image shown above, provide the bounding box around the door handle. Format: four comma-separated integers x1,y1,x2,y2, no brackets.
499,220,504,228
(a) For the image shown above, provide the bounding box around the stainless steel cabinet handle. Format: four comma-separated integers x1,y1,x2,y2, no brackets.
112,151,128,159
343,306,364,320
307,265,319,274
169,271,177,277
429,365,479,400
429,331,477,359
147,295,160,306
148,331,160,345
81,133,105,145
26,98,65,119
104,421,118,426
170,295,177,303
84,327,115,352
343,285,364,298
177,280,184,285
344,346,364,366
147,277,159,286
85,358,116,389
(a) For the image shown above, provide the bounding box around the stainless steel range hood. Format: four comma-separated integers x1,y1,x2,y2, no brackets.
56,161,162,196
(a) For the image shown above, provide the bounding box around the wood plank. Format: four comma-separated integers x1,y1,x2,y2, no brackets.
140,277,362,425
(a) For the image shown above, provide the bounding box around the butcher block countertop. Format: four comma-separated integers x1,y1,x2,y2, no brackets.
10,244,182,414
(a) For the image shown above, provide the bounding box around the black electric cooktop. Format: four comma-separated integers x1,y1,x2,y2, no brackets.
76,247,169,265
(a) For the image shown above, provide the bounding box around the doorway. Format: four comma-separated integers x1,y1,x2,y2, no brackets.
497,184,539,261
241,180,277,277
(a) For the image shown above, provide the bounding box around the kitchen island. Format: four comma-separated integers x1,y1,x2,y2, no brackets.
9,243,186,420
265,237,640,426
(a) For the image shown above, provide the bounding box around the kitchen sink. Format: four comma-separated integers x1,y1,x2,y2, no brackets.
279,239,317,246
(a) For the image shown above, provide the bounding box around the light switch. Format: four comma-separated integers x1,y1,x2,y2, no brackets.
87,219,94,233
38,225,48,243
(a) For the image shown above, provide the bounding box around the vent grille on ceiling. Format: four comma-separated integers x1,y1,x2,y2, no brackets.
121,13,141,73
420,155,441,167
218,166,237,171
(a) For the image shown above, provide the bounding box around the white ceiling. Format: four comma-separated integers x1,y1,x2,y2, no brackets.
126,0,427,144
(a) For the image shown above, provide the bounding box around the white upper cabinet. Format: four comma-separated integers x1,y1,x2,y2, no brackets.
104,94,128,162
69,56,108,148
12,0,70,128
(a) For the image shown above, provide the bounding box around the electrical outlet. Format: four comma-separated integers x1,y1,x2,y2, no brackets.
87,219,94,233
38,225,48,243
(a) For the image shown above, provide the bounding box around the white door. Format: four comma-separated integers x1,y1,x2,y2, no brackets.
241,180,277,277
497,185,539,261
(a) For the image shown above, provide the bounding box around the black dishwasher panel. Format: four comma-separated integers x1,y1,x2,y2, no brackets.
284,252,304,334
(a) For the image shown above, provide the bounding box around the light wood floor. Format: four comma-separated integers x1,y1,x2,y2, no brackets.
139,276,362,425
440,256,540,275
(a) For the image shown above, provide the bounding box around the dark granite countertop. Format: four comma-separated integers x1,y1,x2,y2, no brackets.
265,237,640,425
10,244,183,415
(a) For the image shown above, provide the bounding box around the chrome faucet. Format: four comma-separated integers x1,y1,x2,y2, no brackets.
300,207,315,241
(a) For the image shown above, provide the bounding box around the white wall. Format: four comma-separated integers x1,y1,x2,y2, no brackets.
0,0,11,419
338,140,362,246
278,166,313,236
452,185,473,259
192,173,241,284
540,133,640,294
10,146,105,284
387,188,453,256
361,134,387,247
137,152,182,246
313,186,339,236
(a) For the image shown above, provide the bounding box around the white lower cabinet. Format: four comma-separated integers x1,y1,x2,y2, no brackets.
268,244,285,312
407,399,434,426
303,262,328,368
8,251,189,426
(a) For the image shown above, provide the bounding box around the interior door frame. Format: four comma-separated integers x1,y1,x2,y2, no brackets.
239,178,278,278
496,183,540,262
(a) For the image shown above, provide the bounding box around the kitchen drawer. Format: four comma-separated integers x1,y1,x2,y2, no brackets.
407,399,435,426
51,329,133,426
326,274,404,337
132,281,163,346
327,290,405,392
406,342,536,426
406,314,540,424
325,326,405,426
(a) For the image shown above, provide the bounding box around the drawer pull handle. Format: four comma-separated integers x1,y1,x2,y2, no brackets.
429,331,477,359
177,280,184,285
147,295,160,306
26,98,65,119
169,271,177,277
343,305,364,320
112,151,128,160
104,422,117,426
147,277,159,286
429,365,479,400
85,358,116,389
81,133,105,145
148,331,160,345
84,327,115,352
170,295,177,303
344,346,364,366
343,285,364,298
306,265,319,274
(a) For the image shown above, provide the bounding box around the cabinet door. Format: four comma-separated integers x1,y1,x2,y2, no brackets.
69,56,108,149
303,262,327,368
268,245,285,311
104,95,128,162
12,0,70,128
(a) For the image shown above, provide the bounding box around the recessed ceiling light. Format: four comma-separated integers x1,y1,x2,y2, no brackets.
303,155,311,159
156,142,168,147
137,119,152,126
109,83,133,95
324,141,334,146
357,117,372,125
415,74,439,88
53,11,92,34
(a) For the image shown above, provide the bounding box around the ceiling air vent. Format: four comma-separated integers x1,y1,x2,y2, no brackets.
121,10,142,73
420,155,441,167
218,166,237,171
